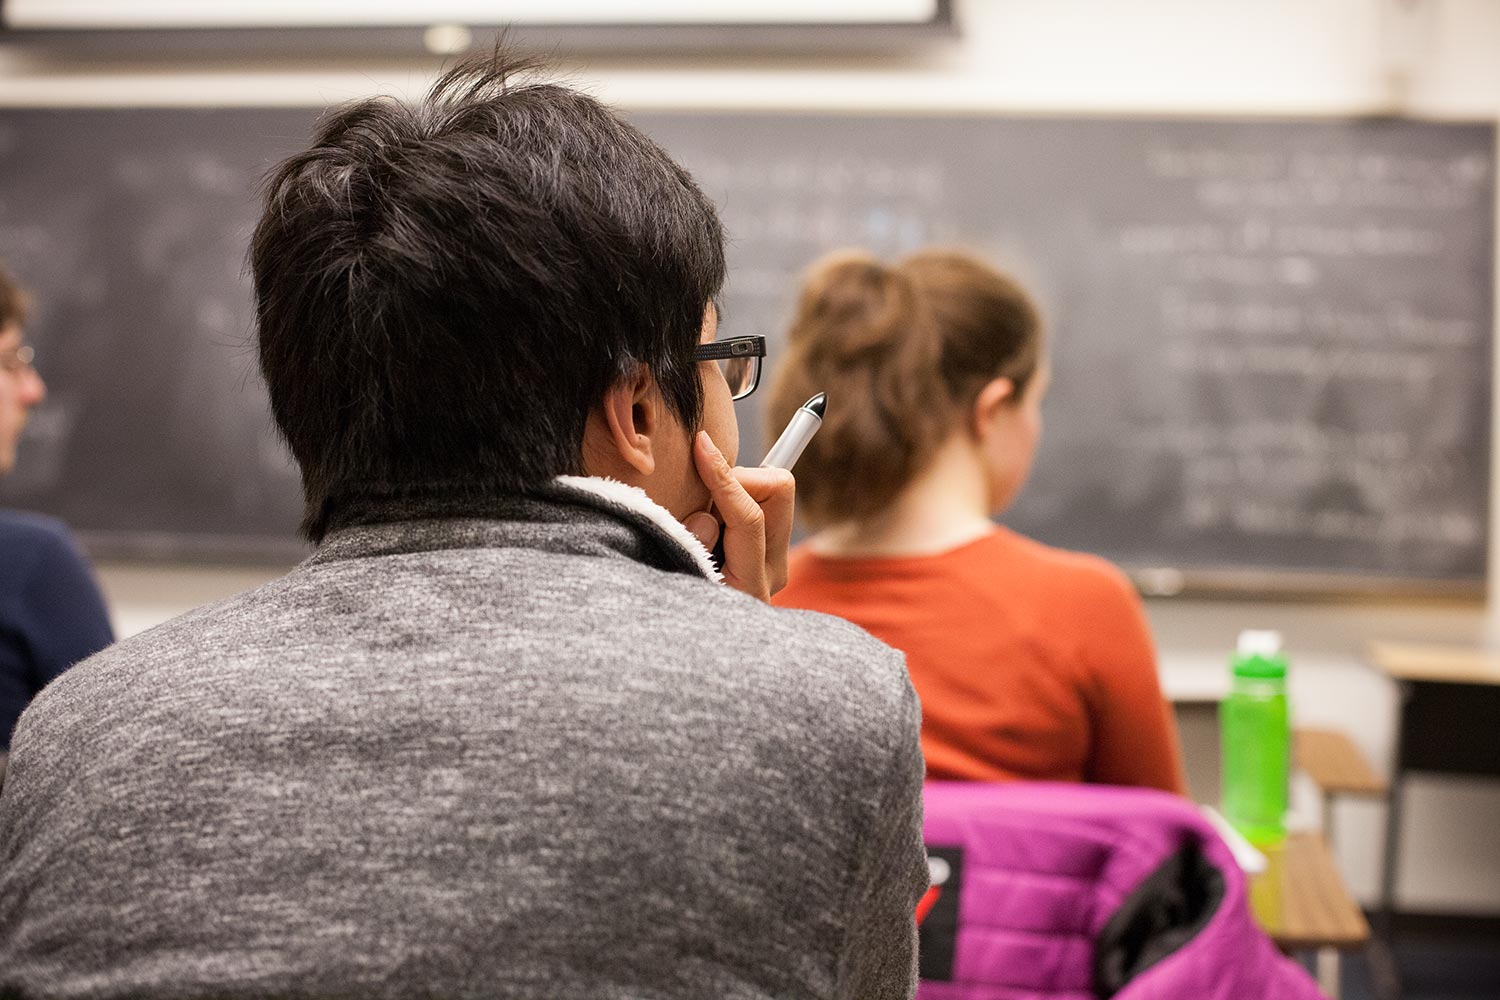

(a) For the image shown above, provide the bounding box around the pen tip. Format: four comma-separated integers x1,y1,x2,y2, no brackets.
804,392,827,418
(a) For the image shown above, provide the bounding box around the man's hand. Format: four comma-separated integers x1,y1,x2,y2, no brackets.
682,431,795,601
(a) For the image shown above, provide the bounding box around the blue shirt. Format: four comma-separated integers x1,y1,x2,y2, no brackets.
1,511,114,750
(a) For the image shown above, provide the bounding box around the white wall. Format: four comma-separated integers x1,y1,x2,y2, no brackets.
8,0,1500,912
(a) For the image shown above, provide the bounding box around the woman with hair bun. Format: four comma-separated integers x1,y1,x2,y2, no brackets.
770,249,1185,792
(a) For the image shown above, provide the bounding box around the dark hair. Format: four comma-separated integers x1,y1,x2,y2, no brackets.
251,51,726,542
0,262,30,330
767,248,1042,529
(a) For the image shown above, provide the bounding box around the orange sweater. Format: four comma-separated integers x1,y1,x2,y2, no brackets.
774,528,1186,793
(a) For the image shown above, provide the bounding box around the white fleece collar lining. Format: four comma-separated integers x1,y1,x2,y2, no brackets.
554,475,723,584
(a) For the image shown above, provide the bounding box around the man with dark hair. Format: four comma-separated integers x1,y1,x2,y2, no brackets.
0,262,113,780
0,55,927,999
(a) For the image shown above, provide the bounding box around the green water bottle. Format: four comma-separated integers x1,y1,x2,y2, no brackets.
1220,629,1290,847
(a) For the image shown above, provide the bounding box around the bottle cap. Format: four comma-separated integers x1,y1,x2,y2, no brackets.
1237,629,1282,655
1233,629,1287,679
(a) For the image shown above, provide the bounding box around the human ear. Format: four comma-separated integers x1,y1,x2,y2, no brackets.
970,376,1015,440
598,367,660,477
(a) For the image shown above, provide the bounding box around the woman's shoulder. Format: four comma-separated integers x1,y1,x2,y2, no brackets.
986,527,1138,603
781,528,1142,620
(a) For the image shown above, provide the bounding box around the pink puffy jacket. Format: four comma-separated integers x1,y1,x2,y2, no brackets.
918,782,1327,1000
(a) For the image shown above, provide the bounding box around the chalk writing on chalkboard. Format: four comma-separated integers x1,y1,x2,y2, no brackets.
0,108,1490,594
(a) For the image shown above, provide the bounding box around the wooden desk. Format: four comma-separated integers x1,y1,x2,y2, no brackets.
1253,832,1371,951
1296,727,1387,844
1251,831,1370,998
1296,729,1387,799
1368,641,1500,686
1364,641,1500,1000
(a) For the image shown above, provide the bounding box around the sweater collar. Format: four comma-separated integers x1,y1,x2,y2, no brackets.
307,476,722,585
549,476,721,582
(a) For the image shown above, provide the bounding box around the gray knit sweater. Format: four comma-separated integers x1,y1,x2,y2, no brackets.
0,477,927,1000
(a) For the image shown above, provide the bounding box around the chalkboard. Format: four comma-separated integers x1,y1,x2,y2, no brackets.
0,108,1491,593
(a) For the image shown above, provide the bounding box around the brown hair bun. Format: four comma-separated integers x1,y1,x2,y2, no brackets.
768,248,1042,529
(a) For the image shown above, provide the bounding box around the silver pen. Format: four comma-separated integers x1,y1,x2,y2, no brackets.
761,392,827,471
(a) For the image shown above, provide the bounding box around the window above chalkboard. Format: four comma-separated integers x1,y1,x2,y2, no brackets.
0,0,957,56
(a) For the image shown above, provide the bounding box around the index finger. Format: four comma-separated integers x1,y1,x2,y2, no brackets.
727,465,795,594
693,431,770,599
693,431,763,532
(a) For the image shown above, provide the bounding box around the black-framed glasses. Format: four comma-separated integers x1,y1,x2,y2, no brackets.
692,335,765,401
0,344,34,373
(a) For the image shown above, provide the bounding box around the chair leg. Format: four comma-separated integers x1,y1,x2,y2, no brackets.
1366,936,1402,1000
1316,947,1341,999
1372,681,1410,1000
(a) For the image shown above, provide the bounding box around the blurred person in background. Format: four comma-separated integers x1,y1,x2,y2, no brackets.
771,248,1185,794
0,262,113,782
